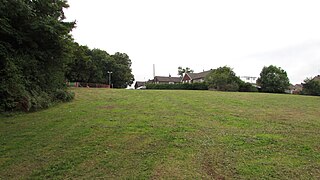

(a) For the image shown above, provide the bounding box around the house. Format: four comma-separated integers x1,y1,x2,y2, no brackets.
286,84,303,94
134,81,146,89
292,84,303,94
182,70,212,83
153,75,182,84
240,76,257,84
313,75,320,82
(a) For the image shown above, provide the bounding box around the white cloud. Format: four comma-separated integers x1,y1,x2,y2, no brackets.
65,0,320,84
242,41,320,84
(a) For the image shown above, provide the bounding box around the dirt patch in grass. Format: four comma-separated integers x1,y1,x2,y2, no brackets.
2,161,41,179
151,164,186,179
202,153,225,180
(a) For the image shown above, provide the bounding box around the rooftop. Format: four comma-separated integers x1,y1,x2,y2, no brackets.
186,70,212,80
154,76,182,83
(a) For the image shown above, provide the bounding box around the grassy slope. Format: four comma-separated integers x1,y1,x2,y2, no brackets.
1,88,320,179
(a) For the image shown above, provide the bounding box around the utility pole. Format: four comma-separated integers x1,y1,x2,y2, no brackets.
107,71,112,88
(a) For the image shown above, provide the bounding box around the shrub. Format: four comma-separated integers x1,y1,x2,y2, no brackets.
54,89,75,102
301,78,320,96
223,82,240,92
1,88,74,112
205,66,242,92
29,91,52,111
146,82,208,90
0,0,75,112
239,82,259,92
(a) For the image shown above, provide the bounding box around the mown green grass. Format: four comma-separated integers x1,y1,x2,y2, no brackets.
1,88,320,179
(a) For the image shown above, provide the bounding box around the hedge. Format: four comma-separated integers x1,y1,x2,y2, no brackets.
146,83,208,90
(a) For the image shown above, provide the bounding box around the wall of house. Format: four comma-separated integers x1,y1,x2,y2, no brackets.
182,74,191,83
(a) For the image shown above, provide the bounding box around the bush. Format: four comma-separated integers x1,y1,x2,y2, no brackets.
1,88,74,113
239,82,259,92
54,89,75,102
301,78,320,96
205,66,242,92
29,91,52,111
146,82,208,90
225,82,240,92
210,82,239,92
0,0,75,112
13,90,51,112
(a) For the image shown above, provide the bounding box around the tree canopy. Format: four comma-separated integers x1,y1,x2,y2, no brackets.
257,65,290,93
178,66,194,77
0,0,135,112
302,77,320,96
0,0,75,112
65,44,134,88
205,66,242,91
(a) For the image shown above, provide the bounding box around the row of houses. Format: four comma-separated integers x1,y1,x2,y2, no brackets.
135,70,259,89
134,70,212,89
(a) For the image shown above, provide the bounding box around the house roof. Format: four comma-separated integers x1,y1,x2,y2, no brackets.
186,70,212,80
135,81,146,87
147,79,154,84
154,76,182,83
313,75,320,82
288,84,295,90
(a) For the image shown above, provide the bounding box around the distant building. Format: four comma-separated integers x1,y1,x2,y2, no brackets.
286,84,303,94
313,75,320,82
135,75,181,88
153,75,182,84
134,81,146,89
240,76,257,84
182,70,212,83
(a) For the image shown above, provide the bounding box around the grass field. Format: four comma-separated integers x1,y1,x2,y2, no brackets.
1,88,320,179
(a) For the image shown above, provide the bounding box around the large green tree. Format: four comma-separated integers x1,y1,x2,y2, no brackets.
178,66,194,77
110,52,134,88
205,66,242,91
65,44,93,83
302,77,320,96
0,0,75,112
65,45,134,88
87,48,112,84
257,65,290,93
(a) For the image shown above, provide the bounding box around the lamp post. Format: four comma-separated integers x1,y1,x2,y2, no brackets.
107,71,112,88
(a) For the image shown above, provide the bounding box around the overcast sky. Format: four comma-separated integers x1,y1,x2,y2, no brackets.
65,0,320,84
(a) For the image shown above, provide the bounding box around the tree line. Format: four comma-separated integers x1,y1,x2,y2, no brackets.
0,0,134,112
66,43,134,88
149,65,320,96
205,65,290,93
205,65,319,95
